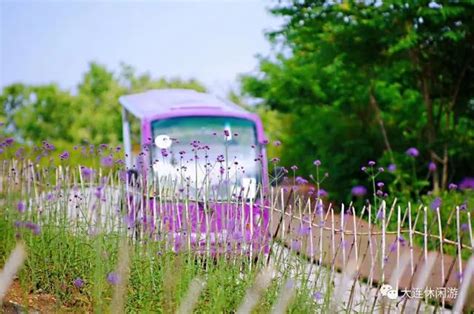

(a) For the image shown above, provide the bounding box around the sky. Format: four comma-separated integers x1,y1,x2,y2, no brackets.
0,0,281,96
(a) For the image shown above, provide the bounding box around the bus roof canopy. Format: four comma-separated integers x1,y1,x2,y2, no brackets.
119,89,249,119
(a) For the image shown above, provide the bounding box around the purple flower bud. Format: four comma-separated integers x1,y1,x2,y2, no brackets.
313,291,323,301
461,223,469,232
313,160,321,166
100,156,114,167
273,140,281,147
59,151,70,160
406,147,419,157
376,190,384,196
290,165,298,171
73,278,84,288
377,182,384,188
448,183,458,190
458,177,474,190
428,162,437,172
351,186,367,197
107,272,120,285
271,157,280,163
378,167,384,172
368,161,376,166
17,201,26,213
388,164,396,172
361,166,367,172
430,197,442,211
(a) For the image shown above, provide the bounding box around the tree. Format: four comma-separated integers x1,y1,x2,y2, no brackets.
242,0,474,199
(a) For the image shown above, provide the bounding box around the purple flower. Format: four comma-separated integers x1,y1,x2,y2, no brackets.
459,177,474,190
290,165,298,171
448,183,458,191
313,291,323,301
224,129,230,137
376,190,384,196
107,272,120,285
461,223,469,232
377,182,384,188
271,157,280,163
161,149,169,157
351,186,367,197
81,167,94,180
430,197,442,211
295,176,308,185
262,139,269,145
378,167,384,172
361,166,367,172
273,140,281,147
368,161,376,166
25,222,40,235
59,151,70,160
459,201,467,211
73,278,84,288
406,147,419,157
317,189,328,197
100,156,114,167
388,164,396,172
4,138,14,146
428,162,437,172
217,155,225,163
313,160,321,166
17,201,26,213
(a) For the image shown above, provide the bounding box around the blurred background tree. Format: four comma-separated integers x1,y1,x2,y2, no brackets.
1,62,207,147
241,0,474,201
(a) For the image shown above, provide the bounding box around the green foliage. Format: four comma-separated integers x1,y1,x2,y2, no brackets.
241,0,474,200
0,62,207,149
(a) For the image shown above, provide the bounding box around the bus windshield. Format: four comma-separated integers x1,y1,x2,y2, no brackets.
151,116,261,200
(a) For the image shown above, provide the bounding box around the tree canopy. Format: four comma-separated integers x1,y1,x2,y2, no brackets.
241,0,474,200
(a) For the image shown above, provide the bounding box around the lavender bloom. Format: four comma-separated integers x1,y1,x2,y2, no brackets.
428,162,437,172
100,156,114,167
361,166,367,172
378,167,384,172
376,190,384,197
431,197,442,211
17,201,26,213
295,176,308,185
317,189,328,197
406,147,419,157
25,222,40,235
389,241,397,253
273,140,281,147
217,155,225,163
80,167,94,180
313,160,321,166
290,165,298,171
368,161,376,166
224,129,230,137
459,201,467,211
262,139,269,145
461,223,469,232
4,138,14,146
388,164,396,172
107,272,120,285
73,278,84,288
271,157,280,163
59,151,70,160
313,291,323,301
161,149,169,157
459,177,474,190
351,186,367,197
448,183,458,190
377,182,384,188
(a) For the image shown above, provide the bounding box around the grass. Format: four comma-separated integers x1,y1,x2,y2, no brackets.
0,141,473,313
